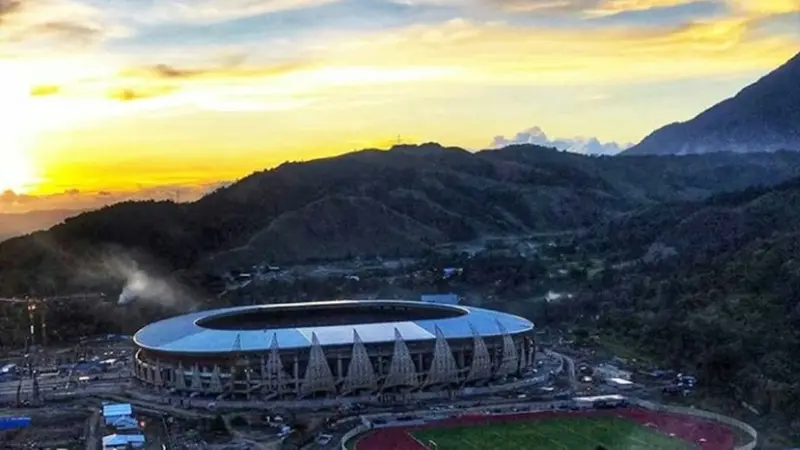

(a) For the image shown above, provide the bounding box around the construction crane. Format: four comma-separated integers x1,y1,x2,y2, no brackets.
0,292,107,348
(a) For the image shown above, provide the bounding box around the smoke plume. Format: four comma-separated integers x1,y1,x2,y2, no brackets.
76,249,198,309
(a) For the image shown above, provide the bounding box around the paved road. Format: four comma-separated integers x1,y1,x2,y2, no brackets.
548,350,576,390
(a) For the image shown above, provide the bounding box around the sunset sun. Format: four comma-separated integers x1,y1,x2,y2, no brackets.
0,67,40,194
0,148,37,194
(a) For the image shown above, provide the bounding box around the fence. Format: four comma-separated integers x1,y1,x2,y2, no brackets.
340,424,371,450
632,399,758,450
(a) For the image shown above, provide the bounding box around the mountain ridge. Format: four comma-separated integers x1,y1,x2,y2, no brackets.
4,144,800,296
625,51,800,155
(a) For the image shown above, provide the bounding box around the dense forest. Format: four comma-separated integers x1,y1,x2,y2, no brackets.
563,179,800,428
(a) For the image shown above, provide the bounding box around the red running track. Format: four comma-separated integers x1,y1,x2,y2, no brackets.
354,408,735,450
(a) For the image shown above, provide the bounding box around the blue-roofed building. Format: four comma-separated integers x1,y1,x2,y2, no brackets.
0,416,31,431
102,403,133,426
421,293,461,305
108,415,139,431
132,300,536,399
102,433,146,449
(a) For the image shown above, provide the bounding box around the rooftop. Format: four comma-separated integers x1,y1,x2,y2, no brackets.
102,403,132,417
133,299,534,354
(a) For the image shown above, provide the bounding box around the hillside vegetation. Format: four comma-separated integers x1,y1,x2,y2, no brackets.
4,145,800,296
574,178,800,425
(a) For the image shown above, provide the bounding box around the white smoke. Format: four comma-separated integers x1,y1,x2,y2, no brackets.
77,250,197,308
117,265,176,306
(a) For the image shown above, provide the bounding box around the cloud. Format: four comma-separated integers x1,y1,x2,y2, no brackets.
0,182,231,214
24,21,101,43
120,60,313,82
0,0,21,21
474,0,702,15
5,1,798,130
0,0,126,49
304,17,799,86
725,0,800,16
586,0,705,16
135,0,342,25
491,126,632,155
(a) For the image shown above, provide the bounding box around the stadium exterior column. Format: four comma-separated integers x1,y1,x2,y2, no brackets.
293,354,300,395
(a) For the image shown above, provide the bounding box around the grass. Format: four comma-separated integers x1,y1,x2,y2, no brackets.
411,417,694,450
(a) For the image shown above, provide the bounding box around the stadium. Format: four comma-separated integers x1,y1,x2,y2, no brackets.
132,300,537,398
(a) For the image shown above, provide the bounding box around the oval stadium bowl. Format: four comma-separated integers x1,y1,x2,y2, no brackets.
132,299,536,398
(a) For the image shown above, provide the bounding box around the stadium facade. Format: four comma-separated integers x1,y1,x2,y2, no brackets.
132,300,536,398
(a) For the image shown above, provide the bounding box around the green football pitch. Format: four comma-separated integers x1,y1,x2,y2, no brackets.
411,416,695,450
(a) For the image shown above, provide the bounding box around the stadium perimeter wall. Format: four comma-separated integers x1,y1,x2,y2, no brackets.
342,425,371,449
631,400,758,450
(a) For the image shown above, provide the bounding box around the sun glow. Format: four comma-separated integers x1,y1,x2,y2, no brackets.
0,66,40,194
0,145,38,194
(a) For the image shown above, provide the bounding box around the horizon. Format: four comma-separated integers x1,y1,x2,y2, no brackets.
0,141,601,214
1,0,798,212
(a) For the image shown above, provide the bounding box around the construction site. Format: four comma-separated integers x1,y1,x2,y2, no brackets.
0,294,276,449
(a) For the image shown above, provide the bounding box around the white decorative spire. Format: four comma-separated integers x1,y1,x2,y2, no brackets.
465,322,492,382
174,363,187,390
425,326,458,386
494,320,519,377
263,333,291,394
383,328,418,390
153,362,163,387
209,365,223,393
342,329,377,394
190,364,203,392
301,332,336,396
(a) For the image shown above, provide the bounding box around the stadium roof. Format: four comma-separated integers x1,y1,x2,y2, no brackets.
133,300,534,354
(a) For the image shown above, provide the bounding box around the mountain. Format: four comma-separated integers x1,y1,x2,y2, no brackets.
0,209,85,242
4,144,800,295
625,52,800,155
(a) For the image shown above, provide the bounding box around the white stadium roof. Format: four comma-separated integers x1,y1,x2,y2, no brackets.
133,300,534,354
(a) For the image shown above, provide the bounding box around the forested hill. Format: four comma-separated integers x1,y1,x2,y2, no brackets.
4,144,800,296
576,176,800,423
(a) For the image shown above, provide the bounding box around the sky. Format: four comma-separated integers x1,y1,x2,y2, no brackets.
0,0,798,212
